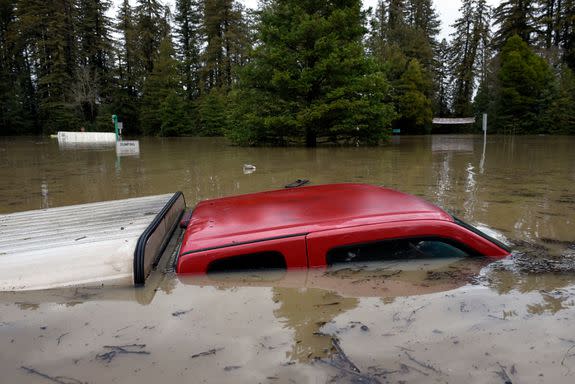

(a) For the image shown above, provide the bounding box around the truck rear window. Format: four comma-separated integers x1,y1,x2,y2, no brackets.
207,252,287,274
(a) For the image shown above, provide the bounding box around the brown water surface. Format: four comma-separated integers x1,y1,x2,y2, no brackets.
1,135,575,383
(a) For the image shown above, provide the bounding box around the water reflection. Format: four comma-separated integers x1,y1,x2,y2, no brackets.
527,292,574,315
57,142,115,151
273,287,358,362
40,179,49,209
0,283,161,309
179,258,484,297
431,135,474,152
485,268,575,294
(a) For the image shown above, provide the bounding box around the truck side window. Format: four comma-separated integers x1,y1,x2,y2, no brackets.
326,238,472,265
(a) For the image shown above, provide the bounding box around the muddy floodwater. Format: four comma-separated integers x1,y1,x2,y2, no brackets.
1,135,575,383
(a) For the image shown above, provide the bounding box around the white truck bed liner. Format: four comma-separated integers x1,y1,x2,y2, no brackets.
0,193,185,291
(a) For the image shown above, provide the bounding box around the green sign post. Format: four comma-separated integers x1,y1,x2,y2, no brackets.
112,114,119,141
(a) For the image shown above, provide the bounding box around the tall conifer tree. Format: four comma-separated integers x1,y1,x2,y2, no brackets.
229,0,395,146
75,0,114,125
493,0,537,48
174,0,203,100
495,35,554,133
202,0,248,91
141,35,187,135
450,0,491,116
17,0,79,133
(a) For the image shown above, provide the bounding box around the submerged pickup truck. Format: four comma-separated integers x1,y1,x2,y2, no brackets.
177,183,510,274
0,183,510,291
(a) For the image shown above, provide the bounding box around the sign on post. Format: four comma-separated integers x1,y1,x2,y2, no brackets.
116,140,140,156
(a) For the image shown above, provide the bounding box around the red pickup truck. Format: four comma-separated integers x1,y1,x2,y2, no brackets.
177,183,510,274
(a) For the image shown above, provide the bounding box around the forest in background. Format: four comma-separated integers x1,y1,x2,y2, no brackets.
0,0,574,146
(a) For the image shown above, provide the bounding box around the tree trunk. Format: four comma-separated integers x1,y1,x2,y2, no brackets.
306,127,317,147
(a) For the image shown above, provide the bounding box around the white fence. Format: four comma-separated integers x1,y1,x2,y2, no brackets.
432,117,476,125
57,131,116,144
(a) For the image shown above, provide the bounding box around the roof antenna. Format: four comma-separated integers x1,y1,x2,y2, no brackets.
285,179,310,188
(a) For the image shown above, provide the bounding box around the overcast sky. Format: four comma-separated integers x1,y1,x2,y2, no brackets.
112,0,501,41
238,0,502,41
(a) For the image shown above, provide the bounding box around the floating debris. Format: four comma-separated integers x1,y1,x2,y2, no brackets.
242,164,256,175
191,347,223,359
96,344,150,364
172,309,193,317
21,366,85,384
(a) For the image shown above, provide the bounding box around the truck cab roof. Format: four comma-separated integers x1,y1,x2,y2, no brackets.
177,184,509,274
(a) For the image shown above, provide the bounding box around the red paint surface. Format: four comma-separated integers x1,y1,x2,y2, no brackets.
177,184,509,274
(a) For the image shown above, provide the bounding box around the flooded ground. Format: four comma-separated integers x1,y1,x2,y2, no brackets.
1,135,575,383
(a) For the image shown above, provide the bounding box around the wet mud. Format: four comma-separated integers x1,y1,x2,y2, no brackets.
491,240,575,275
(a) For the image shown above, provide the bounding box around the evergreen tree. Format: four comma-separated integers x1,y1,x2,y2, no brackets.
493,0,537,48
0,0,37,133
495,35,555,134
17,0,79,133
159,90,190,136
114,0,140,133
135,0,167,74
197,88,229,136
393,59,433,133
229,0,395,146
561,0,575,70
367,1,387,57
368,0,436,133
174,0,203,101
449,0,491,116
382,0,439,74
546,66,575,133
140,35,188,135
202,0,248,91
75,0,114,126
406,0,441,53
435,39,452,117
536,0,563,49
473,79,491,129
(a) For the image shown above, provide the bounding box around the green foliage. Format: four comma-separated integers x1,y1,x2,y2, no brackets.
561,0,575,71
371,0,440,75
160,91,191,136
368,1,436,133
493,0,537,48
202,0,250,91
135,0,168,74
435,39,452,117
546,66,575,134
113,0,140,134
495,35,555,134
228,0,395,146
140,36,185,135
3,0,575,137
473,80,491,131
0,0,37,133
393,59,433,133
175,0,203,100
449,0,491,117
197,89,229,136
